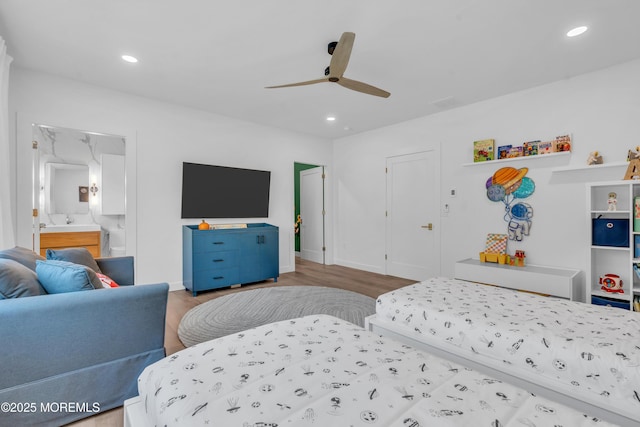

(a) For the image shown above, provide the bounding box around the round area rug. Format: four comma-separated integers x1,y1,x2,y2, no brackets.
178,286,375,347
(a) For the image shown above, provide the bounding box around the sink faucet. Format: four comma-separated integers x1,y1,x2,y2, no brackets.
65,215,73,224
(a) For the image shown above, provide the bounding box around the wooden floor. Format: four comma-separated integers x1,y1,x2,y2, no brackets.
66,258,413,426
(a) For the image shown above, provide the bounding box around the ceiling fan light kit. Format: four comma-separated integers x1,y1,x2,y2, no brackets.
266,32,390,98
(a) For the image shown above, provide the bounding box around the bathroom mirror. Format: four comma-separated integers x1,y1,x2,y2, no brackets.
44,162,90,214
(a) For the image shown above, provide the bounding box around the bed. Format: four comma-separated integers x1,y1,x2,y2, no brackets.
124,314,616,426
367,277,640,427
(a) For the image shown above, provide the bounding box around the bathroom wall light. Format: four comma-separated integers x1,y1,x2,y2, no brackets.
90,183,99,196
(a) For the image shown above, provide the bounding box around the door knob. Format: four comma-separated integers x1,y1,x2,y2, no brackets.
421,223,433,230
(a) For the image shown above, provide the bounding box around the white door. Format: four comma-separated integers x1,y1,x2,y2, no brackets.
300,167,325,264
386,151,440,280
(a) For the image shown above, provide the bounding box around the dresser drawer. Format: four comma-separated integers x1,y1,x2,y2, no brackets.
193,234,240,253
193,267,240,290
192,250,239,271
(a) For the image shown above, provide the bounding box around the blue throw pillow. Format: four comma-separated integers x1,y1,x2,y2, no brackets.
0,258,47,299
46,247,102,273
35,260,102,294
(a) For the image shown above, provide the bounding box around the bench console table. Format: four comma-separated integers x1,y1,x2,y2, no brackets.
454,258,582,301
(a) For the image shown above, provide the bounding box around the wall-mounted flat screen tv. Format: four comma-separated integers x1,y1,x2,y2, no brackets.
181,162,271,218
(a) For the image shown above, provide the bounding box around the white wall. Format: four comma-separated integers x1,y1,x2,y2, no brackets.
333,59,640,282
9,60,640,291
9,68,332,287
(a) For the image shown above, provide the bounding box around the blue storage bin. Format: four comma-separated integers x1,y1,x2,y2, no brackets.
591,295,629,310
592,218,629,247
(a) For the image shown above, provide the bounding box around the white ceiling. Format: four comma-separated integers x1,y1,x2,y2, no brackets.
1,1,639,139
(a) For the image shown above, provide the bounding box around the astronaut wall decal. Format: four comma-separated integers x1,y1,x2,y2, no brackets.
486,167,535,241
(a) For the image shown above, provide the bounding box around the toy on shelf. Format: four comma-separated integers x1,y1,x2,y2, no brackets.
508,250,526,267
479,233,508,264
607,192,617,211
627,146,640,162
600,274,624,294
587,151,603,165
624,159,640,180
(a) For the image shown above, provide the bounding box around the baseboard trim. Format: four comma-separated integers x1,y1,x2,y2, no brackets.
334,258,384,275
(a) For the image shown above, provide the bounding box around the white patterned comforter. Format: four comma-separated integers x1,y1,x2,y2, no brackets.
375,277,640,421
138,314,616,426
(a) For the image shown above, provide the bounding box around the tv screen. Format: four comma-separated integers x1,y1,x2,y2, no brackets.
181,162,271,219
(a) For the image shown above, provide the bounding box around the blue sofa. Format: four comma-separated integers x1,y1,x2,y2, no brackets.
0,255,169,426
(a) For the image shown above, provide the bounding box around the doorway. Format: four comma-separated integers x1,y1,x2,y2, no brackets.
385,150,440,280
32,124,127,257
294,162,325,264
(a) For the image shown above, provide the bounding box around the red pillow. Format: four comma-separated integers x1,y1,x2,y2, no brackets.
96,273,120,288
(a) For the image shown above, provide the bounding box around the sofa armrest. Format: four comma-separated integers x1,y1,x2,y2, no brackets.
0,283,169,390
96,256,134,286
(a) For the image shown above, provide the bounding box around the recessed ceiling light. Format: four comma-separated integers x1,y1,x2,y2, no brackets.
326,116,336,122
121,54,138,63
566,26,588,37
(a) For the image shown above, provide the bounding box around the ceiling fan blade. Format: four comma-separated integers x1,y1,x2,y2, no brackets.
328,32,355,78
338,77,391,98
265,78,328,89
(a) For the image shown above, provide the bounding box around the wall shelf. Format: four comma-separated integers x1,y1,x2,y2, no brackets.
551,161,628,175
462,151,570,167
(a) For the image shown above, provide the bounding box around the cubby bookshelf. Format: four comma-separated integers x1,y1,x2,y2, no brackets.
586,181,640,311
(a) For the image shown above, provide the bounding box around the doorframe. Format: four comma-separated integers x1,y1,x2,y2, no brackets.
300,166,326,264
15,112,137,275
384,148,441,279
293,161,333,268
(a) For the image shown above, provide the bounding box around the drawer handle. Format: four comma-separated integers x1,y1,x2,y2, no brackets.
213,259,224,263
213,276,224,280
212,242,225,245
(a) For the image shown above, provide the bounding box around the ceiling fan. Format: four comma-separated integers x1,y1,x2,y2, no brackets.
266,32,390,98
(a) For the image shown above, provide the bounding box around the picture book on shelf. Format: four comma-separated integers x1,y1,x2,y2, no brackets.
497,145,512,159
538,141,553,154
473,139,495,162
554,134,572,152
506,146,523,158
523,140,540,156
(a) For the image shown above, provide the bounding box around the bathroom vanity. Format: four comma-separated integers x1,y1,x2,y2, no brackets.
39,224,101,257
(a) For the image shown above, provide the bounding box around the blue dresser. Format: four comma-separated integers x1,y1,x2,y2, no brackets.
182,223,279,296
